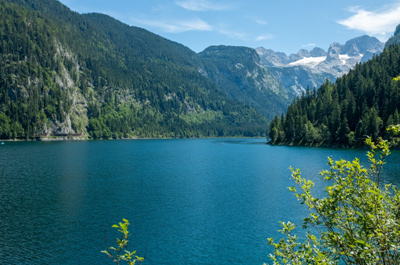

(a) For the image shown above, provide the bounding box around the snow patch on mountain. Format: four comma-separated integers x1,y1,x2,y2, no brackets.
256,35,384,96
339,54,363,65
288,56,326,68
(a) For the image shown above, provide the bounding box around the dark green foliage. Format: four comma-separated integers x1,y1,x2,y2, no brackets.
269,44,400,146
0,0,267,139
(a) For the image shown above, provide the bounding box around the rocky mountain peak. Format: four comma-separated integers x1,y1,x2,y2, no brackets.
310,47,327,57
256,35,384,96
297,49,311,58
395,24,400,36
343,35,383,55
325,42,341,63
255,47,290,67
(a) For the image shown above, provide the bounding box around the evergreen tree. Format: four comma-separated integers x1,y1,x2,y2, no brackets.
269,44,400,147
0,0,268,140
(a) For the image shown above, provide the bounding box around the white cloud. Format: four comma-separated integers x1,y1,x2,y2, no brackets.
217,29,274,43
302,43,316,48
255,34,274,41
133,18,213,33
218,29,247,40
338,4,400,41
175,0,230,11
255,19,268,26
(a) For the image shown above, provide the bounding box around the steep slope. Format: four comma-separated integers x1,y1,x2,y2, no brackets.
257,36,384,96
0,0,267,139
385,24,400,48
268,43,400,147
199,46,291,120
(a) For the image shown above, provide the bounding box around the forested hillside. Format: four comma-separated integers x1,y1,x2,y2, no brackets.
199,46,291,120
0,0,268,140
268,43,400,146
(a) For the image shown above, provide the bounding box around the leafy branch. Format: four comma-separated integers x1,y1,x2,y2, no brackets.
102,219,144,265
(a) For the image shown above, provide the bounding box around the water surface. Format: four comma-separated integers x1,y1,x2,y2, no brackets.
0,139,399,264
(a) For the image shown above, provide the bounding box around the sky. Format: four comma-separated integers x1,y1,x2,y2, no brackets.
57,0,400,55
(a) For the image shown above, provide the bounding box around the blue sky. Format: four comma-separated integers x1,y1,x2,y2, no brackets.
58,0,400,55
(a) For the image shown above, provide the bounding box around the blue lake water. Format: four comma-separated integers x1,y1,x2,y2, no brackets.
0,139,399,264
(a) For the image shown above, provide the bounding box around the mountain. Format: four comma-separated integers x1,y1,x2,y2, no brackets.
0,0,268,139
257,36,384,96
268,41,400,147
385,24,400,48
198,46,291,120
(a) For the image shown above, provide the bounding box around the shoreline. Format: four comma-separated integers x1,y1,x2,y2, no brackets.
266,141,400,150
0,136,267,142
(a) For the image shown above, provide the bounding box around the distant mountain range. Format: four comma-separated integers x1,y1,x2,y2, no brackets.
256,36,384,96
268,28,400,146
199,35,385,113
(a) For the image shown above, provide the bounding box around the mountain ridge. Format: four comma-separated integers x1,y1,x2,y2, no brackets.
0,0,397,141
385,24,400,48
0,0,268,139
268,25,400,147
256,36,384,96
198,45,291,120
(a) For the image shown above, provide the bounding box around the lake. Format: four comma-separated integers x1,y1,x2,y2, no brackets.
0,139,399,264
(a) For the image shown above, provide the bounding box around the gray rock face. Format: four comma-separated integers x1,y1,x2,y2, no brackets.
310,47,327,57
256,48,290,67
343,35,383,55
326,43,341,61
256,35,384,96
199,45,291,119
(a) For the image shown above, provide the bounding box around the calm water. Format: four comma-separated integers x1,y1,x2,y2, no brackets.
0,139,399,264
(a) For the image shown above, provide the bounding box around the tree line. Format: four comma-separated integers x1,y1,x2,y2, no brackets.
269,44,400,146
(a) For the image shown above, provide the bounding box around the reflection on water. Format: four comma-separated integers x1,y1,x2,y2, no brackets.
58,142,89,217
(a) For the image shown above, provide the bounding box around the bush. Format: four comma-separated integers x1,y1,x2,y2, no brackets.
266,137,400,264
